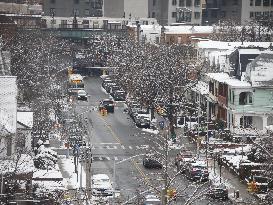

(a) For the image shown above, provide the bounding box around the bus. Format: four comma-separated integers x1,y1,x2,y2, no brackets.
68,74,84,95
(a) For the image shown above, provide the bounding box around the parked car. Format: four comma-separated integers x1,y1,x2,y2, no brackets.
105,82,117,93
109,85,121,95
99,99,115,113
135,115,150,128
77,90,88,101
175,150,195,173
143,155,162,169
112,90,126,101
144,194,161,205
102,79,112,89
208,183,228,200
128,103,141,119
92,174,113,196
185,160,209,181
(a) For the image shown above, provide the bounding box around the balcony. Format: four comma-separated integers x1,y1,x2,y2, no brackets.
218,95,227,107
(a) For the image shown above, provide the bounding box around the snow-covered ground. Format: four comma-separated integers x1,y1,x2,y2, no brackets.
59,155,86,189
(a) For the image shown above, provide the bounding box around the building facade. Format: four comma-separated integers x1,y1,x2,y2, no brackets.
206,50,273,133
43,0,103,17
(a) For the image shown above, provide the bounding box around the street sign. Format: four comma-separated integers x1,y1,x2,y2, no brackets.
159,121,165,129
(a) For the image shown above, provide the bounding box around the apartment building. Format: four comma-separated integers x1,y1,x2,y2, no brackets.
149,0,204,25
206,50,273,133
43,0,104,17
241,0,273,24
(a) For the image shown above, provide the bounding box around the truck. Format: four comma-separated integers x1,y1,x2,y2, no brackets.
68,74,84,95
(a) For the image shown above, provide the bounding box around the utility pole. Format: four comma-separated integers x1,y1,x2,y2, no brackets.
86,146,92,201
162,129,169,205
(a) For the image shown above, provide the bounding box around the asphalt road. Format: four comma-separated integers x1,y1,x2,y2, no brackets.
69,76,257,205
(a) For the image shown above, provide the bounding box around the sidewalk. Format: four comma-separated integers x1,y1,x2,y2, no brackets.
175,128,259,204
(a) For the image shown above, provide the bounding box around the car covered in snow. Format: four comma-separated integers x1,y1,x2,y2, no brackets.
92,174,113,196
144,194,161,205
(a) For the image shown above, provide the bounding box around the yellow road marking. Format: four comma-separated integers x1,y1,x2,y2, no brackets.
97,112,152,186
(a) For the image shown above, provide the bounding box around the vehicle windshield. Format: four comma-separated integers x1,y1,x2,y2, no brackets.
103,100,114,105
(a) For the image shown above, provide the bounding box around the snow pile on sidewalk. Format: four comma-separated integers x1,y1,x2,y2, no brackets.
59,156,86,189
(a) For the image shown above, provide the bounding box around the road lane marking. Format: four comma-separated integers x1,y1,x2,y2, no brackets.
105,145,118,149
106,156,111,161
121,145,126,149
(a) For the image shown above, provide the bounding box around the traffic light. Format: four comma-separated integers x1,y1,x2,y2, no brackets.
247,181,258,192
167,188,176,199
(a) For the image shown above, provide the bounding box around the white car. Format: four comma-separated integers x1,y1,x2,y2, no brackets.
92,174,113,196
144,194,161,205
77,90,88,101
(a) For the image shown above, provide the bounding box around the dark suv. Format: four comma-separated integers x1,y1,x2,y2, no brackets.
143,155,162,169
208,183,228,200
99,99,115,113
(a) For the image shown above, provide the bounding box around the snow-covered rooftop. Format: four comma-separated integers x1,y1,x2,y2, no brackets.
197,41,273,50
246,50,273,87
17,111,33,128
207,73,251,88
164,26,214,34
224,78,251,88
207,73,230,82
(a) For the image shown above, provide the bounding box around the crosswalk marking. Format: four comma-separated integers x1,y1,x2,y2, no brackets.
89,144,149,150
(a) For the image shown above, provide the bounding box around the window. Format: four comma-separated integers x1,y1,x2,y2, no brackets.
255,11,262,18
186,0,192,6
172,0,177,5
74,0,79,4
178,36,182,43
255,0,261,6
250,11,254,18
194,12,200,19
239,92,247,105
51,19,56,24
172,12,177,18
73,9,79,16
50,8,55,15
232,91,235,103
211,10,218,18
263,0,270,6
50,0,55,3
264,11,269,16
85,9,90,16
179,0,185,7
250,0,254,5
194,0,200,6
249,93,253,103
152,12,155,18
153,0,156,6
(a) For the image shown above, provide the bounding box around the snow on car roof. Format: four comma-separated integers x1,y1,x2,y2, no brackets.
93,174,110,180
